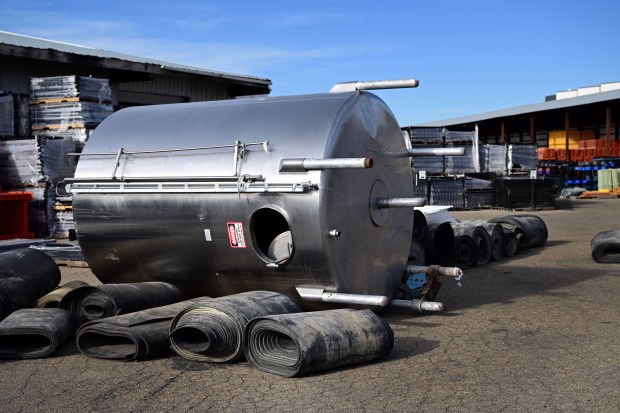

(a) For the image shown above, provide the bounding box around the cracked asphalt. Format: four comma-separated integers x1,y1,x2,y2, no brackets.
1,198,618,412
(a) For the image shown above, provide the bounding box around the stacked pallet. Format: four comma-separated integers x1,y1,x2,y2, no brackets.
30,76,113,132
0,76,114,239
29,76,113,239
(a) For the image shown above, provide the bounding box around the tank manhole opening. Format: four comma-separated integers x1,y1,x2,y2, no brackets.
251,208,293,263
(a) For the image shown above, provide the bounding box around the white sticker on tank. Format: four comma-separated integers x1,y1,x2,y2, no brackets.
204,229,212,241
227,222,246,248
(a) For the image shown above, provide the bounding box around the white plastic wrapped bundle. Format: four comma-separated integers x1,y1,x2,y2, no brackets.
415,205,456,228
0,140,42,186
30,76,111,102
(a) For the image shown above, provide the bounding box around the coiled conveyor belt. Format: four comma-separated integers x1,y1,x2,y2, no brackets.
591,230,620,263
244,308,394,377
169,291,301,363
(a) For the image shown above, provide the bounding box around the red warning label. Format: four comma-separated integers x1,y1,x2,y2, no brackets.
227,222,246,248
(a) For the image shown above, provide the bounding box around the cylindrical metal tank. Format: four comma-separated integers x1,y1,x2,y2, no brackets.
70,91,414,307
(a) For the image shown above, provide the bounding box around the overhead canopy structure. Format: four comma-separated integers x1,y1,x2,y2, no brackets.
0,31,272,105
410,84,620,158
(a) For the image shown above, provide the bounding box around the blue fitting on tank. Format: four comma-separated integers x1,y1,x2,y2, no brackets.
405,273,427,299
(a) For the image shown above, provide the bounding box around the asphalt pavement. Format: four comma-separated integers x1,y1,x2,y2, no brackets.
1,198,618,412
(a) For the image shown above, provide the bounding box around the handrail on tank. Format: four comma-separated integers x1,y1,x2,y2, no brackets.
330,78,420,93
68,140,270,179
67,140,270,157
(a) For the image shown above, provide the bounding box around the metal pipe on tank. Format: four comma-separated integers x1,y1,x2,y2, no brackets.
388,298,444,312
330,78,420,93
295,287,389,307
376,197,426,208
408,147,466,157
279,157,373,172
405,264,464,279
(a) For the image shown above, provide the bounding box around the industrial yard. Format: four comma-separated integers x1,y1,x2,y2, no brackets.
1,26,619,413
0,198,617,412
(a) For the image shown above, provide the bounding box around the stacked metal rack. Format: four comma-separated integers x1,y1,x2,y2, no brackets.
405,127,568,210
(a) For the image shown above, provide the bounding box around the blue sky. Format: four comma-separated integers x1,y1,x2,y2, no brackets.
2,0,619,126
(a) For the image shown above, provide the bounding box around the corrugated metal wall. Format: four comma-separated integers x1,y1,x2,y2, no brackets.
116,76,229,102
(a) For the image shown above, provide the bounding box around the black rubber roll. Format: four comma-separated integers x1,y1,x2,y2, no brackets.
35,280,89,308
591,230,620,263
488,215,548,249
483,222,505,261
169,291,302,363
455,235,477,267
424,222,457,267
245,309,394,377
408,238,426,265
0,308,76,359
450,223,492,266
412,210,428,241
59,282,185,325
0,248,61,321
76,297,212,361
500,224,526,257
467,221,505,261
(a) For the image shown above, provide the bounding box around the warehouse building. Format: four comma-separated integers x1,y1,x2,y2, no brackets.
402,83,620,208
0,30,271,240
0,30,272,106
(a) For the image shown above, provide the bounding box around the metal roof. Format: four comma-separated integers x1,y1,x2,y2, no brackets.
0,30,271,88
414,88,620,127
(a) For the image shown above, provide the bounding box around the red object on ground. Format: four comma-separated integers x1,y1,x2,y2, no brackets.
0,191,34,240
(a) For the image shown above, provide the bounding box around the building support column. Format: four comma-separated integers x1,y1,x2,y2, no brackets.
501,121,505,145
565,112,571,163
606,106,611,157
530,117,536,144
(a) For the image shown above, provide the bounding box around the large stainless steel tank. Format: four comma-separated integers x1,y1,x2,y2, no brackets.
71,87,425,308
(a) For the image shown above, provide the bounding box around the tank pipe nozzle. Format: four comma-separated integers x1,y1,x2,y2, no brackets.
376,197,426,208
279,157,373,172
405,264,464,281
408,147,466,157
388,298,444,312
330,78,420,93
296,287,389,307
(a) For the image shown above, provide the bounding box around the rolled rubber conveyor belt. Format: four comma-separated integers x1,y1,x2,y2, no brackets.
0,248,61,321
500,225,521,257
0,308,76,359
407,238,426,266
591,230,620,263
244,308,394,377
412,210,428,241
455,235,477,267
450,223,492,266
76,297,212,361
465,220,506,261
59,282,186,325
35,280,89,308
169,291,302,363
423,222,457,267
488,214,548,250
